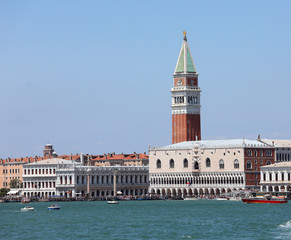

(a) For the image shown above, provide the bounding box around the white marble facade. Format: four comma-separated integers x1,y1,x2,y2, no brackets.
22,158,149,199
260,162,291,192
149,139,273,198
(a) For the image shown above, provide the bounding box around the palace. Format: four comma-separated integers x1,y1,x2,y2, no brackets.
149,139,275,198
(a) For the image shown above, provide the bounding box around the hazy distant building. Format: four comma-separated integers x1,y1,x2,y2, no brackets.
43,144,55,157
89,152,149,167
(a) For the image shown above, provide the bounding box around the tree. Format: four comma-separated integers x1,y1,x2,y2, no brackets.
0,188,9,197
9,179,22,188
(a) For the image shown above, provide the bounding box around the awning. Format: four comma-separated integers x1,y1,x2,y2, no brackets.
7,190,20,195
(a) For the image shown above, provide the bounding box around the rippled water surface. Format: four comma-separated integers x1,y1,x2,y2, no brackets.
1,200,291,239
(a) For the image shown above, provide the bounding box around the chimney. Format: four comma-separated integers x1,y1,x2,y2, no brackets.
80,153,84,165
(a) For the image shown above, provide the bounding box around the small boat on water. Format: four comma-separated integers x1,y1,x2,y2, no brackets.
184,197,200,200
242,195,288,204
21,206,34,212
48,204,61,210
21,198,30,204
215,197,228,201
107,200,119,204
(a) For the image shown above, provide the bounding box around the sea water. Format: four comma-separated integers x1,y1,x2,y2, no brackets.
1,200,291,240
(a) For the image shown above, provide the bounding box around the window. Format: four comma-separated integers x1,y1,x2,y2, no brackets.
183,159,188,168
246,161,252,170
205,158,211,167
265,150,272,157
247,150,252,156
267,161,272,165
234,159,239,169
219,159,224,169
169,159,175,168
156,159,161,169
260,150,263,157
194,161,199,170
255,150,257,157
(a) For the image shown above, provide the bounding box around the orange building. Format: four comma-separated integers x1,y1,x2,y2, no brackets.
0,152,81,189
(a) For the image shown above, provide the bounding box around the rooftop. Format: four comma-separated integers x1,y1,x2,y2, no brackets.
149,139,272,151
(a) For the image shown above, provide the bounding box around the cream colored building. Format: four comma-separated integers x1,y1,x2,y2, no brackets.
149,139,275,198
22,158,149,199
260,162,291,193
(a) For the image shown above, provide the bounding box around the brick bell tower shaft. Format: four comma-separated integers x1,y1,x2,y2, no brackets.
171,32,201,144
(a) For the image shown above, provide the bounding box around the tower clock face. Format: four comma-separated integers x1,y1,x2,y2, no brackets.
190,80,194,86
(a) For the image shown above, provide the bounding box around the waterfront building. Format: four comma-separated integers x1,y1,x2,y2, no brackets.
0,158,24,188
259,138,291,162
172,32,201,144
0,144,82,189
57,165,149,198
22,158,78,198
149,139,275,198
260,162,291,192
22,157,149,199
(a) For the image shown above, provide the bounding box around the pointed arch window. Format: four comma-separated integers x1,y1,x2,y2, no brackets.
205,158,211,168
219,159,224,169
234,159,239,169
156,159,161,169
194,161,199,170
169,159,175,168
246,161,252,170
183,159,188,168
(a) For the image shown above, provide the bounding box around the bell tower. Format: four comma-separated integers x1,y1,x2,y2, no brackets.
171,32,201,144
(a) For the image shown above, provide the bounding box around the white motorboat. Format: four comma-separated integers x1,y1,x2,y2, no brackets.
21,206,34,212
107,200,119,204
215,197,228,201
48,204,61,210
184,197,200,200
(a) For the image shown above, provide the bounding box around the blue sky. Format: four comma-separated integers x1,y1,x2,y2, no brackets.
0,1,290,158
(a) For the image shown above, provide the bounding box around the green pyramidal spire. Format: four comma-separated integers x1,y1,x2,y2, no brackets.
174,31,197,74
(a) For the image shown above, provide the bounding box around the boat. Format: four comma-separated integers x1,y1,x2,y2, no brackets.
48,204,61,210
21,206,34,212
107,200,119,204
21,198,30,204
242,195,288,204
228,197,241,201
215,197,228,201
184,197,200,200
